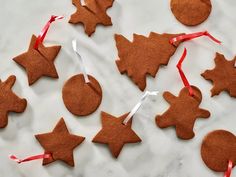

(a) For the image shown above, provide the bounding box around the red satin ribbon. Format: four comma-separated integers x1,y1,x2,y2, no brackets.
176,48,194,96
34,15,63,50
9,153,51,164
224,160,233,177
170,31,221,45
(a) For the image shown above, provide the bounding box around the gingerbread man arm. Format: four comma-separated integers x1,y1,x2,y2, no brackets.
163,92,177,104
197,108,211,118
3,75,16,89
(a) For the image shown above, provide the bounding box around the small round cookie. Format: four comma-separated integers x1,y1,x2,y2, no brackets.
62,74,102,116
201,130,236,172
170,0,212,26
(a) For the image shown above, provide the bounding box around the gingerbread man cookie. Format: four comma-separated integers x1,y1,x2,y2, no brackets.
0,75,27,128
156,86,210,140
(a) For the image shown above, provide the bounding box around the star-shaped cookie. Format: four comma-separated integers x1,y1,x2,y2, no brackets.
13,35,61,85
92,112,141,158
0,75,27,128
115,32,184,91
201,53,236,97
35,118,85,167
69,0,114,36
156,86,210,140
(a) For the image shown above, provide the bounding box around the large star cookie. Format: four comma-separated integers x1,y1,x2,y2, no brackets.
156,86,210,140
92,112,141,158
115,32,183,91
13,35,61,85
35,118,85,167
0,75,27,128
201,53,236,97
69,0,114,36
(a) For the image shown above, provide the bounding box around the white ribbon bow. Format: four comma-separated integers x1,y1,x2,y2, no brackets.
123,91,159,125
72,39,90,83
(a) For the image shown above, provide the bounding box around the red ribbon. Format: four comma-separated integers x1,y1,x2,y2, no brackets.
224,160,233,177
9,153,51,164
34,15,63,50
170,31,221,45
176,48,194,96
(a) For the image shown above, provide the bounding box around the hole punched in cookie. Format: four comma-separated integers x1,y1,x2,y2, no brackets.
62,40,102,116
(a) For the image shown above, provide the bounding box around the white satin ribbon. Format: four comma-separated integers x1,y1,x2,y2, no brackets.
72,39,90,83
123,91,159,125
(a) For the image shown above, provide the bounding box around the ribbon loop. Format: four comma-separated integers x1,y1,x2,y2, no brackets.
224,160,233,177
170,31,221,45
34,15,64,49
123,91,159,125
72,39,90,83
9,154,51,164
176,48,193,96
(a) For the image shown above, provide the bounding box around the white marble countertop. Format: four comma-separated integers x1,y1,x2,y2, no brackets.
0,0,235,177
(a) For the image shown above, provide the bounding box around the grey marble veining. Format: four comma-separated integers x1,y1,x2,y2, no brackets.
0,0,235,177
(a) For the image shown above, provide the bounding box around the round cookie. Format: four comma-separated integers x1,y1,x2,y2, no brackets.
62,74,102,116
170,0,212,26
201,130,236,172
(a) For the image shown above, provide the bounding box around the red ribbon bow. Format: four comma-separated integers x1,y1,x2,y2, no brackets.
176,48,193,96
34,15,64,50
9,154,51,164
224,160,233,177
170,31,221,45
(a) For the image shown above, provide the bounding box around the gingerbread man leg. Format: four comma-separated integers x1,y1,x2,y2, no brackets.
0,112,8,128
176,121,195,140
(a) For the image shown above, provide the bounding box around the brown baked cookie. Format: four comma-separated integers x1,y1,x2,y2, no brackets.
201,53,236,98
69,0,114,36
115,32,184,91
156,86,210,140
0,75,27,128
170,0,212,26
62,74,102,116
13,35,61,85
92,112,141,158
35,118,85,167
201,130,236,172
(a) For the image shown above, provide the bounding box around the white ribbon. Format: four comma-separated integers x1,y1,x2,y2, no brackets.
72,39,90,83
123,91,159,125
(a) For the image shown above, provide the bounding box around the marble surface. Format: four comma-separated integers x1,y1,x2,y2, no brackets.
0,0,236,177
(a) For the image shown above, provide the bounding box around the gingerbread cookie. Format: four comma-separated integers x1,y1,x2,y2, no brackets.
0,75,27,128
62,74,102,116
201,53,236,98
92,112,141,158
115,32,184,91
201,130,236,172
170,0,212,26
69,0,114,36
156,86,210,140
35,118,85,167
13,35,61,85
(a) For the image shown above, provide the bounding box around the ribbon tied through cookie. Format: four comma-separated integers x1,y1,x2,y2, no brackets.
9,153,51,164
170,31,221,45
224,160,233,177
123,91,159,125
34,15,63,49
176,48,194,96
72,39,90,83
